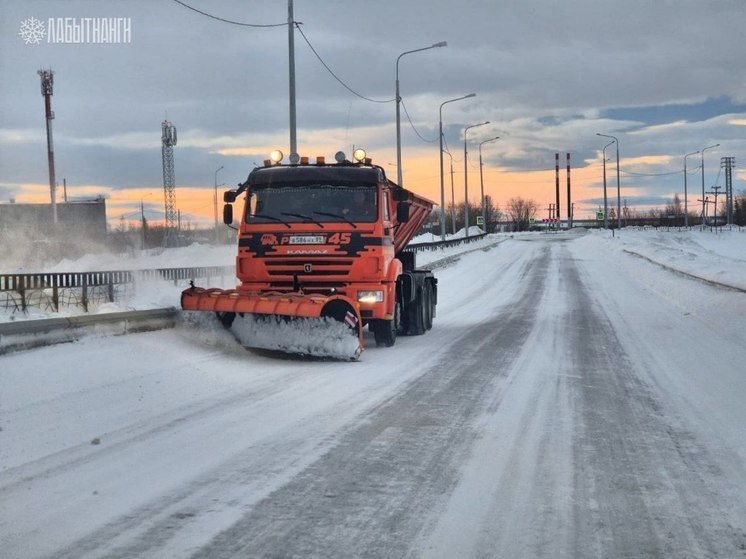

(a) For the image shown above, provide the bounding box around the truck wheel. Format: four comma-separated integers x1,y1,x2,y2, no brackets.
216,311,235,328
423,283,433,331
373,300,400,347
407,289,426,336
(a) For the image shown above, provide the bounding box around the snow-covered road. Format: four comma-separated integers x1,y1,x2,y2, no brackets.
1,230,745,557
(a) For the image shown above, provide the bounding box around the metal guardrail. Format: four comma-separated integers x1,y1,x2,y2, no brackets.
625,225,744,232
0,266,234,313
0,308,178,355
0,234,490,314
406,232,487,252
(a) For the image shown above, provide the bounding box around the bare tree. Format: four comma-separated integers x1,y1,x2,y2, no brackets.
506,197,538,231
483,194,502,233
664,194,684,226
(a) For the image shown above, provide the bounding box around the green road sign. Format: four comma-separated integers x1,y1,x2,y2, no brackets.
596,211,604,221
476,216,485,225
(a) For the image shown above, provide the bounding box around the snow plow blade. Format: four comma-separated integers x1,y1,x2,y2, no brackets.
180,287,363,360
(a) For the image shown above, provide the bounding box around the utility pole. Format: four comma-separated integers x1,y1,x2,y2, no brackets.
721,157,736,225
287,0,297,162
700,144,720,227
38,68,58,225
566,152,572,228
141,199,147,250
449,154,456,235
697,196,711,226
555,153,560,227
214,165,224,244
707,185,723,228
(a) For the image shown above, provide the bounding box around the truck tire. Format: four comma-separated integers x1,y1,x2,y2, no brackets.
407,289,426,336
216,311,235,328
423,282,433,331
373,300,400,347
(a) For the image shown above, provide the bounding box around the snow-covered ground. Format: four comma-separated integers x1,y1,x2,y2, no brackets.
3,228,743,323
1,227,745,557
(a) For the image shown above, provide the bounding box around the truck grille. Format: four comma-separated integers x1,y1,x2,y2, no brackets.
264,258,354,277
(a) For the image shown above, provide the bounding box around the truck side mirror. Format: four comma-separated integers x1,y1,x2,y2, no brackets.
397,202,410,223
224,190,237,203
391,187,408,202
223,203,233,225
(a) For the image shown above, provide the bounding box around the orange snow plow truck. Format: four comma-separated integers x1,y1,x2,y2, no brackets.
181,149,437,360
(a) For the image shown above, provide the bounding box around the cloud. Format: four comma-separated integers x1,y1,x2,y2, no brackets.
2,0,745,225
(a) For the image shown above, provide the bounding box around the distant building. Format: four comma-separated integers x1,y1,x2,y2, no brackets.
0,198,107,242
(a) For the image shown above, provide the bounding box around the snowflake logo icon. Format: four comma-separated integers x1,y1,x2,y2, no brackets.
19,17,47,45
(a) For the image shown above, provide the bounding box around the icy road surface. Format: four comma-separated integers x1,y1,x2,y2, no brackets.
1,230,746,558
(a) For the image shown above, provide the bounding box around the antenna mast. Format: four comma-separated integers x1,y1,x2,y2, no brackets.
38,68,58,225
161,119,178,247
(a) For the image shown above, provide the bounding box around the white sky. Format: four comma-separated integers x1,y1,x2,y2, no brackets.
1,0,745,222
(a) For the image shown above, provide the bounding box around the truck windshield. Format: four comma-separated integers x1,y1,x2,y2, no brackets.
246,184,377,224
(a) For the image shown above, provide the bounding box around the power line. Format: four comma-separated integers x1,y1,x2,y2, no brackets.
171,2,393,104
171,0,288,27
295,24,394,104
298,22,436,144
171,0,439,145
621,168,688,177
400,99,437,143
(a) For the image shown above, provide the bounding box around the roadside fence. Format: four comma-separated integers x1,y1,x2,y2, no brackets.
0,266,233,314
1,234,489,314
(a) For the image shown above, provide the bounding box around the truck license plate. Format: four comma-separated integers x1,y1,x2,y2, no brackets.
289,235,325,245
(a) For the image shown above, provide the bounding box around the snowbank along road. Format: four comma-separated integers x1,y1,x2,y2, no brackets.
1,230,745,558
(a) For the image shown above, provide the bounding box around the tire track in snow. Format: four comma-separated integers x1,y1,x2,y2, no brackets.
6,243,534,558
164,245,550,558
567,243,746,557
411,238,746,558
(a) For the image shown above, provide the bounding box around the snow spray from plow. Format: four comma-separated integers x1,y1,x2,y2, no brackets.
229,314,361,360
181,287,363,360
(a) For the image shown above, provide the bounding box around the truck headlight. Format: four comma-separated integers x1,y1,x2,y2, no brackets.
357,290,384,304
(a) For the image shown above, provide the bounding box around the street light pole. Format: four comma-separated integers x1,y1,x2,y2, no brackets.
448,152,456,234
214,165,223,243
464,121,489,238
700,143,720,227
479,136,500,233
444,149,457,234
597,133,620,229
683,150,699,228
439,93,475,240
396,40,447,187
602,140,614,229
287,0,297,161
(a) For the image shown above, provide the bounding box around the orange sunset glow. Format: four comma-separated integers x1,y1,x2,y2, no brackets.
13,147,617,229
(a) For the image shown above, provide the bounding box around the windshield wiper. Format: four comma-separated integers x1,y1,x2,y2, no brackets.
281,212,325,228
250,213,291,228
313,211,358,229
